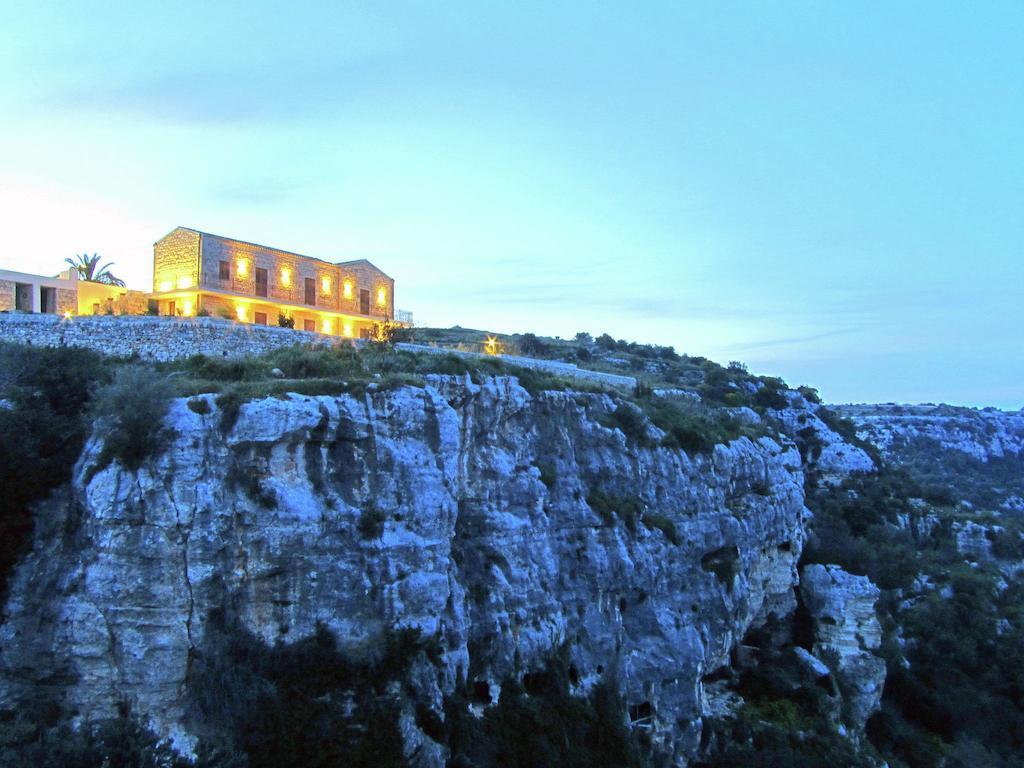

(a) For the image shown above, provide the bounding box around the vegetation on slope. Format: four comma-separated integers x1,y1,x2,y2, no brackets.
698,461,1024,768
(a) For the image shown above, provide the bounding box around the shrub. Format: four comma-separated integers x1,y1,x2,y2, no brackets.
643,513,679,545
643,398,739,455
444,653,647,768
187,615,435,768
599,404,650,445
0,700,193,768
173,354,271,382
0,344,109,597
91,365,175,472
587,489,642,532
217,307,235,320
187,397,211,415
146,299,159,316
196,306,210,317
277,312,295,329
516,333,549,356
537,461,557,489
358,505,386,539
797,385,822,404
752,384,789,410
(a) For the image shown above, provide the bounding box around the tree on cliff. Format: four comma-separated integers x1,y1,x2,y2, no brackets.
64,252,126,287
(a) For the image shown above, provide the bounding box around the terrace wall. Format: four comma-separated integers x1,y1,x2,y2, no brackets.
0,313,345,362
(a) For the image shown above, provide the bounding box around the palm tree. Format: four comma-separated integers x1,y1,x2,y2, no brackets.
64,253,126,287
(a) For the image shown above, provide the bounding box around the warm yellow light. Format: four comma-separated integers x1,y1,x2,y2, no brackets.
321,276,331,293
177,275,194,289
376,287,387,306
322,319,333,334
235,304,246,321
485,336,499,355
182,300,194,316
63,310,72,320
159,280,172,293
280,267,291,287
343,322,353,338
343,280,353,299
236,258,248,277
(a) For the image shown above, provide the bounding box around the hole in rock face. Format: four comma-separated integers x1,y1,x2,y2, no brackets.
596,665,604,675
568,665,580,685
700,545,740,585
779,540,793,552
472,680,491,704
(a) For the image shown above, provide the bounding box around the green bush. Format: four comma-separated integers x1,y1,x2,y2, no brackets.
187,397,211,415
642,513,679,545
91,366,175,472
0,700,194,768
537,461,557,489
587,490,642,532
187,615,436,768
444,654,648,768
358,506,386,539
599,404,650,445
0,344,109,597
172,354,271,382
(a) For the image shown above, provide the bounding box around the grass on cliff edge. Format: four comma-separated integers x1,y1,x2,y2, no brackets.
160,344,761,453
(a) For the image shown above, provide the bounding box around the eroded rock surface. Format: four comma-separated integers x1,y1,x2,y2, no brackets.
799,564,886,732
0,375,811,764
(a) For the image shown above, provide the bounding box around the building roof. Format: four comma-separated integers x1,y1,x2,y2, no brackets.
155,226,392,279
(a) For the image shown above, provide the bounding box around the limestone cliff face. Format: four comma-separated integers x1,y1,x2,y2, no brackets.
799,564,885,733
0,375,812,764
838,403,1024,464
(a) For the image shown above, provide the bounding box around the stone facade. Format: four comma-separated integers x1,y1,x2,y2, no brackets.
0,313,346,362
152,227,201,295
0,280,14,312
56,289,76,314
152,227,395,339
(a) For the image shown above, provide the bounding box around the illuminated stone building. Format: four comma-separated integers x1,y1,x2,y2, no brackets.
151,227,395,338
0,266,146,316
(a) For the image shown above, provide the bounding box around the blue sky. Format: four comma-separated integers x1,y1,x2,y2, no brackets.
2,1,1022,407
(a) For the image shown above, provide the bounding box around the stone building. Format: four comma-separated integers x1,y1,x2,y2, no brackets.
151,227,395,338
0,267,144,316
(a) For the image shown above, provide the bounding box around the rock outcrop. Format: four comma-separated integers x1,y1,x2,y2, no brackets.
772,396,875,481
0,375,810,765
799,564,886,733
838,403,1024,464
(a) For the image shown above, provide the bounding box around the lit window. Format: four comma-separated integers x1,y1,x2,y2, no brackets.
236,258,249,277
280,267,292,287
343,322,354,338
343,280,353,299
376,287,386,306
235,304,246,321
159,280,172,293
177,275,194,289
322,318,333,334
321,276,331,293
183,299,194,316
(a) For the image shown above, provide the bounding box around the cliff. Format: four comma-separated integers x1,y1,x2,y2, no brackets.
0,373,828,764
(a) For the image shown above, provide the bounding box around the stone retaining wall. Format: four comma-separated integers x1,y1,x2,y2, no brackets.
395,342,637,390
0,313,343,362
0,313,638,390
